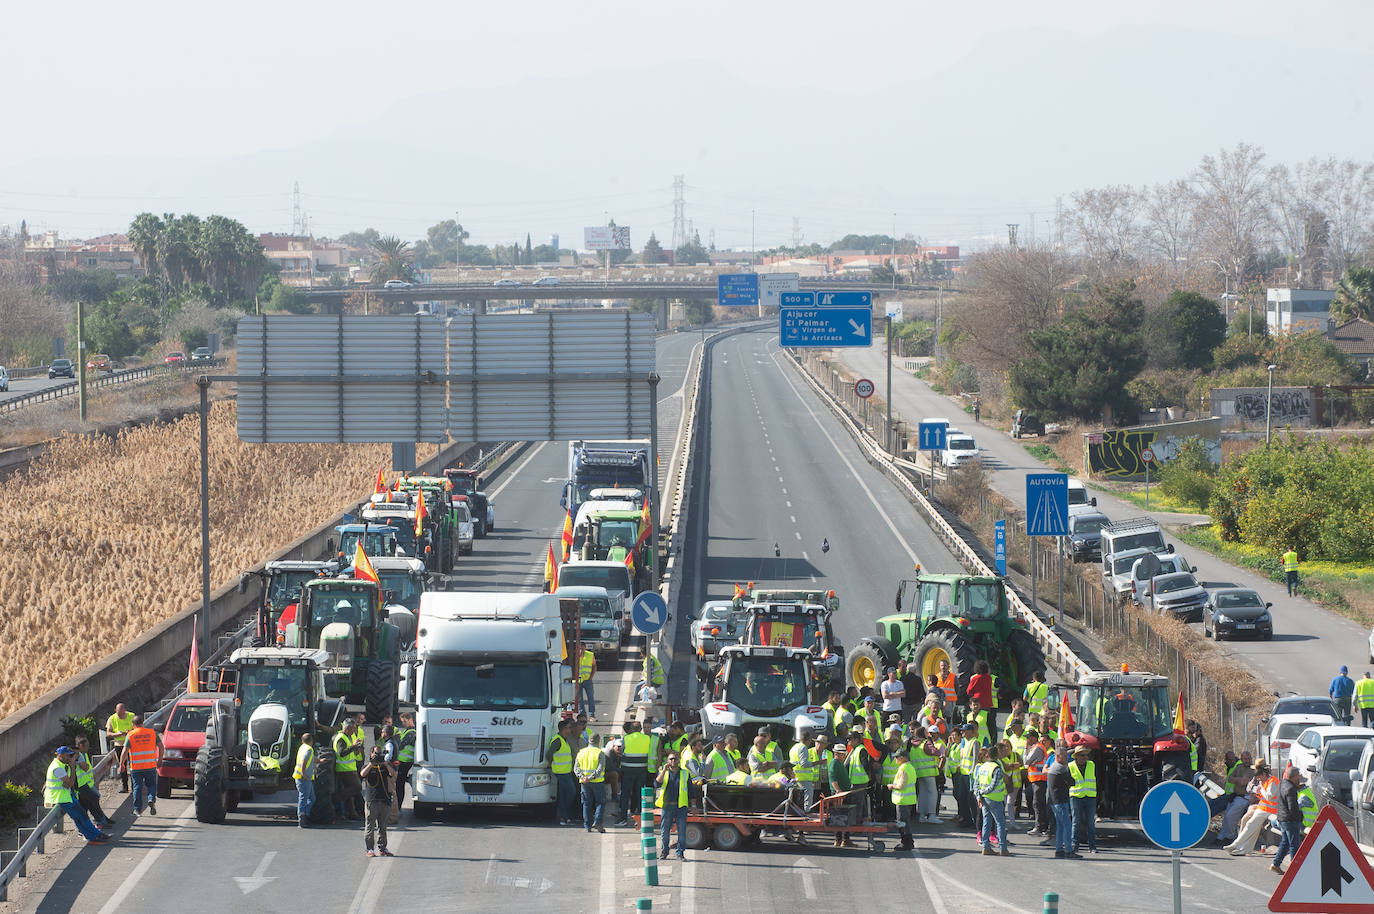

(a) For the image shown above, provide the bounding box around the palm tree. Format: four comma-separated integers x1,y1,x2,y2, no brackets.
369,236,417,283
1332,267,1374,323
127,213,163,279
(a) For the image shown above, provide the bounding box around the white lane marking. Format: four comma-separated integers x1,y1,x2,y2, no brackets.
802,552,809,560
769,348,920,568
910,849,949,914
488,441,549,499
347,831,406,914
97,807,196,914
599,627,640,914
915,849,1031,913
794,532,802,540
780,488,787,495
790,516,796,524
778,476,784,482
1182,858,1269,897
785,501,791,508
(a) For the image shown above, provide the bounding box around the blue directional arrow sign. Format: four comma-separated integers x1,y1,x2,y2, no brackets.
631,592,669,636
1139,780,1210,850
717,273,759,307
779,294,872,348
1025,472,1069,537
917,421,947,451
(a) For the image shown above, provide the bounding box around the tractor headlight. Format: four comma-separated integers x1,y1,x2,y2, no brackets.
526,772,551,789
249,744,259,758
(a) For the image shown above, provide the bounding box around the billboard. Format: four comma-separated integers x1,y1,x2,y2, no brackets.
584,226,632,251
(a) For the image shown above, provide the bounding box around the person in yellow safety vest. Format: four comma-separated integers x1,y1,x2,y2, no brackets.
704,735,734,783
789,729,819,807
1024,672,1050,717
47,747,110,844
725,758,752,785
1005,723,1028,818
920,692,948,738
724,732,742,771
855,695,882,733
845,732,873,823
549,719,578,825
642,652,665,693
119,714,163,817
891,747,919,850
953,722,979,828
820,690,847,739
332,719,364,821
574,734,607,833
974,745,1009,855
967,700,991,747
813,734,833,795
765,763,795,788
655,747,690,861
576,646,597,719
294,733,316,827
394,710,416,814
70,737,113,830
1298,785,1318,831
1355,672,1374,728
999,737,1025,824
619,720,653,826
748,727,782,774
1225,762,1278,854
105,703,136,793
1067,746,1098,854
910,726,941,823
1282,546,1300,597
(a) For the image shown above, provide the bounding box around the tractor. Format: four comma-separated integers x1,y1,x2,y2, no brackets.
846,573,1045,707
443,466,495,537
330,523,400,564
283,577,401,723
237,559,340,647
698,644,827,750
737,597,845,694
1058,669,1193,818
393,475,459,572
193,646,346,824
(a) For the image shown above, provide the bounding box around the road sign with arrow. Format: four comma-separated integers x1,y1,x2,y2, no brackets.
778,292,872,348
631,591,668,636
1270,805,1374,912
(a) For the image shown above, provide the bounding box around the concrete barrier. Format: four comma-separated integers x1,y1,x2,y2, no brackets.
0,439,476,779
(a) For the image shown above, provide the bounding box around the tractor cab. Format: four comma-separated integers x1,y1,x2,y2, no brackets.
751,588,840,614
332,524,400,562
739,601,845,690
238,559,339,646
701,645,826,749
285,578,399,719
360,503,421,556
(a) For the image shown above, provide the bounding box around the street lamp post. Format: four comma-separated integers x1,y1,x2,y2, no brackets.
1266,364,1278,444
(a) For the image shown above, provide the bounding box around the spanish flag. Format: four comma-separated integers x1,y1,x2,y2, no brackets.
545,542,559,591
1059,688,1075,731
188,615,200,694
561,510,574,561
354,542,380,585
374,466,385,495
414,488,428,538
1173,691,1186,735
634,499,652,549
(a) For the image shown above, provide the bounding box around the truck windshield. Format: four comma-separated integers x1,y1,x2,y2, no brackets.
238,666,310,727
724,655,810,716
420,659,549,710
1076,685,1172,740
379,571,422,610
963,583,1003,620
448,476,476,496
268,571,318,609
559,566,631,594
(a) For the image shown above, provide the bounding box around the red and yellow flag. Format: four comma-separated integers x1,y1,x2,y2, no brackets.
545,542,559,591
374,466,386,495
1059,688,1076,731
188,615,200,694
414,488,428,538
635,499,652,549
354,542,380,585
1173,691,1186,735
561,510,574,561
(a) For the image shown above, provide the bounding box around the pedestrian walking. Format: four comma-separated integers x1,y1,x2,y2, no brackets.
1068,746,1098,854
118,715,162,816
104,703,135,793
394,711,416,814
332,718,365,821
1271,765,1306,874
575,733,608,833
1046,741,1073,857
550,718,578,825
71,737,113,830
576,645,597,718
1331,666,1356,725
973,399,981,423
974,745,1009,856
1282,546,1300,596
655,749,689,860
294,733,316,827
45,747,111,845
1356,673,1374,727
360,746,395,857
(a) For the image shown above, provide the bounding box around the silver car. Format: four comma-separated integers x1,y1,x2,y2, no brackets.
1142,571,1207,622
691,600,745,657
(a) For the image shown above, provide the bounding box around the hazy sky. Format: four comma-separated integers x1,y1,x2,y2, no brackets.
4,0,1371,251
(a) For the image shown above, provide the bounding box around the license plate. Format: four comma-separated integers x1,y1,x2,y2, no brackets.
466,795,502,803
1235,623,1255,629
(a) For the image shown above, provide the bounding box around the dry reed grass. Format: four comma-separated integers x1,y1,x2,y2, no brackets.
0,400,436,719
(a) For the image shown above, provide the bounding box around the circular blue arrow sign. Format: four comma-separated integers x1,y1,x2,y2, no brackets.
631,592,668,636
1139,780,1210,850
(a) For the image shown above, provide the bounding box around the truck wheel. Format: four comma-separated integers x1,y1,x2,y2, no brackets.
684,821,709,849
193,740,228,824
367,660,397,725
847,641,894,690
914,628,979,698
712,823,744,851
1006,630,1047,706
308,750,336,825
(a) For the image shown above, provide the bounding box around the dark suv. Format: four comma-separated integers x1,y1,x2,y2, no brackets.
48,359,75,379
1011,409,1045,438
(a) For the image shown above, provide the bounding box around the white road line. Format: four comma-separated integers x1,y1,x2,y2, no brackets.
347,831,406,914
915,851,1032,913
790,516,796,523
599,633,641,914
1182,858,1269,897
488,441,549,498
785,501,791,508
802,552,809,560
794,532,802,540
769,348,921,568
780,488,787,495
97,808,196,914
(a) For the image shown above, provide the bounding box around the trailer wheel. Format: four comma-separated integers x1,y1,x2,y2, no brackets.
712,823,744,851
193,739,227,824
684,821,709,849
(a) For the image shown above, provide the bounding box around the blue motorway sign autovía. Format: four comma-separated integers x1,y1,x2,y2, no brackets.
1025,472,1069,537
717,273,760,307
779,292,872,348
995,520,1007,575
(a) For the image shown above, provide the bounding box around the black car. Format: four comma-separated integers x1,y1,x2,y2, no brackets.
1272,695,1338,719
1011,409,1045,439
48,358,75,379
1203,587,1273,641
1314,737,1372,808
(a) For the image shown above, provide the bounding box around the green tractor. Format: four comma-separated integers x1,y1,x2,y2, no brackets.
846,573,1046,708
283,577,401,723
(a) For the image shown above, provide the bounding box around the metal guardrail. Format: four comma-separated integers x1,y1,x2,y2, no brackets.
786,352,1093,683
0,359,224,415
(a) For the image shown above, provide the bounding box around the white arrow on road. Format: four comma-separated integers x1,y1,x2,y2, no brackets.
1161,790,1191,843
848,319,867,338
787,857,828,900
235,851,277,895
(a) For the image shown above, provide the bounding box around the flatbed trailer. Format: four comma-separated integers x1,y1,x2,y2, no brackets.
652,786,890,851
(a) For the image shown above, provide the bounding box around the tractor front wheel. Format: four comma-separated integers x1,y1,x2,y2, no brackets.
193,739,227,824
1005,630,1047,707
914,628,979,699
847,641,893,691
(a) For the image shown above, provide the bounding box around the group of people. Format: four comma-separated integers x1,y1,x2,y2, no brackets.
44,705,164,846
1205,738,1321,875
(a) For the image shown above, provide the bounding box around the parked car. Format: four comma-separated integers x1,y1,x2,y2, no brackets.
1348,740,1374,844
691,600,746,657
164,351,186,364
190,347,213,362
155,692,232,797
1141,571,1208,622
1272,695,1337,719
1313,736,1373,809
1103,547,1154,602
492,278,521,287
383,279,414,289
1288,725,1374,780
48,358,75,379
1203,587,1274,641
0,365,8,392
1128,553,1193,600
1064,511,1110,563
532,276,560,286
1067,478,1098,516
1262,713,1335,772
86,353,112,372
1011,409,1045,438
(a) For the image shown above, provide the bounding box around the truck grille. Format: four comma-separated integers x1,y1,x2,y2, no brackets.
442,736,515,754
459,767,508,795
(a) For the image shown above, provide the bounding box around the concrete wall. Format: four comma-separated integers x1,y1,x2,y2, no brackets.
1084,417,1222,481
1210,386,1314,429
0,440,472,778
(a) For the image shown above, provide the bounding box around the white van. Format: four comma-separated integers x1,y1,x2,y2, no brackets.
1067,478,1097,516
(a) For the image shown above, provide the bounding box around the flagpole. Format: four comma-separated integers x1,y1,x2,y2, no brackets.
198,377,211,669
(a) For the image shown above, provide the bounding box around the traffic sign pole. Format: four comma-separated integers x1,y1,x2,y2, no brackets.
1139,780,1211,914
1172,851,1182,914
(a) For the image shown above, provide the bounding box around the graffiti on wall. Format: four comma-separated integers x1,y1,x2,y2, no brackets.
1086,423,1222,481
1232,389,1311,422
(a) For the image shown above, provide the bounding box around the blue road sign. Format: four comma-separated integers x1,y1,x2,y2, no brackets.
779,292,814,307
995,520,1007,575
917,421,947,451
779,303,872,348
631,592,669,636
717,273,759,307
1139,780,1210,850
1026,472,1069,537
813,291,872,308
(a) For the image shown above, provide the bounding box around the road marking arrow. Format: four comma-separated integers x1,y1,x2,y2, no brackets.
848,319,867,338
1160,791,1190,843
787,856,828,900
235,851,277,895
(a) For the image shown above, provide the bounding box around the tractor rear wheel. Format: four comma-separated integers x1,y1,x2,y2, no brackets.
193,740,227,824
1005,630,1047,706
914,628,979,699
367,660,397,725
847,641,894,691
225,790,241,812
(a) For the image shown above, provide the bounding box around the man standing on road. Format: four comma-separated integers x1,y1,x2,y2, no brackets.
619,720,651,826
46,747,111,845
119,715,162,817
333,719,365,821
974,745,1009,856
394,712,416,814
1355,673,1374,727
1046,740,1073,858
891,747,918,852
1282,546,1300,596
294,733,316,827
105,703,135,793
937,660,957,721
575,733,608,833
951,722,978,828
880,667,905,719
655,749,689,861
1067,746,1098,855
1331,665,1356,725
359,746,395,858
549,718,577,825
1271,765,1306,874
576,645,597,718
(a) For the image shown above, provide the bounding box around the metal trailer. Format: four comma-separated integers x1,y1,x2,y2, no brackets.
652,786,890,852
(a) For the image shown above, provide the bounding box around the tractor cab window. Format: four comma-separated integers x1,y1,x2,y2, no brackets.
379,571,422,610
920,582,952,619
963,583,1002,620
724,655,809,716
267,571,317,609
311,591,370,628
238,666,310,726
1077,685,1172,740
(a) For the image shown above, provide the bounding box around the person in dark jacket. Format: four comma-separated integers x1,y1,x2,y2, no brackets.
1045,740,1074,858
1271,766,1305,874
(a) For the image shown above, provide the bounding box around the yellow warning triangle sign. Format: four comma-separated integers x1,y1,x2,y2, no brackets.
1270,805,1374,912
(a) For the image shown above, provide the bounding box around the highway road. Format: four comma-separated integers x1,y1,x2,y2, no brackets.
837,344,1360,700
13,328,1283,913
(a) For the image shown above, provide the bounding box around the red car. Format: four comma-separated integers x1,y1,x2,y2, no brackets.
156,693,232,797
164,351,186,364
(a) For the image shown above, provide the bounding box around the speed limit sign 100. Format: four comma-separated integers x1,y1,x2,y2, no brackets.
855,378,875,399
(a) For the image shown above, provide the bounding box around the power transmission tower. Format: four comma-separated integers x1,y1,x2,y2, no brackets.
671,176,686,251
292,181,302,237
1007,224,1019,249
792,217,802,249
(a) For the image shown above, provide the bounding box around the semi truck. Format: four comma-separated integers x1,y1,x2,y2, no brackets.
562,439,652,515
407,591,574,815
